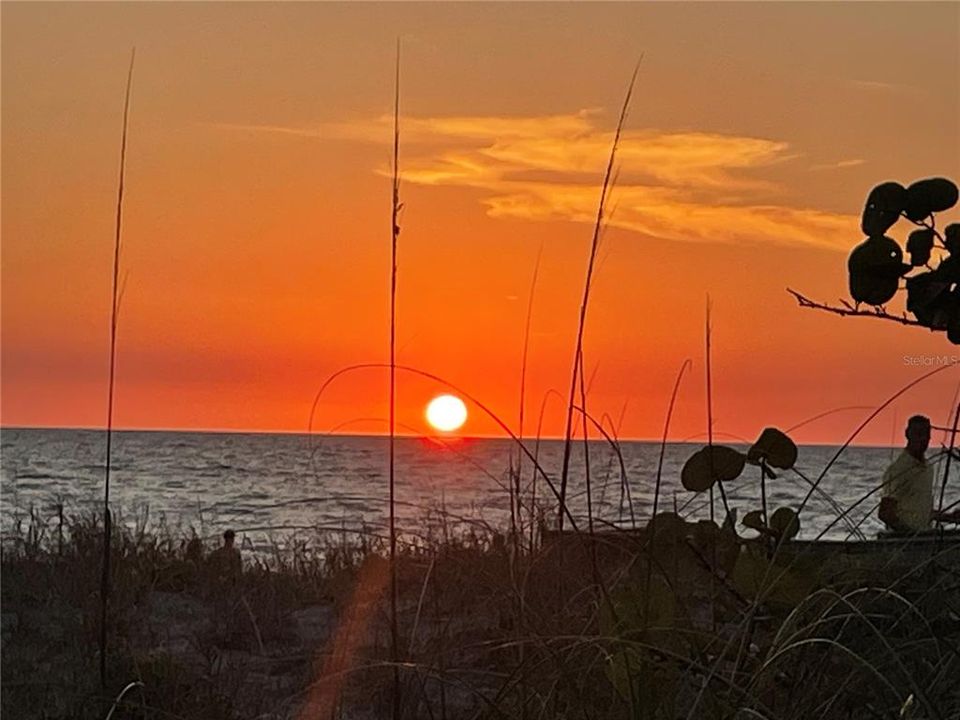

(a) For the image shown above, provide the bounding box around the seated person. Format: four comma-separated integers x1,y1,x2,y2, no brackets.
879,415,959,532
207,528,242,583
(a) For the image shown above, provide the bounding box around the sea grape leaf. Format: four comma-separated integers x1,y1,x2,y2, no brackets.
681,445,746,492
948,313,960,346
646,512,687,547
747,427,798,470
742,510,766,532
769,507,800,541
906,229,935,267
690,519,741,575
848,268,899,306
904,177,959,222
945,224,960,256
861,181,907,237
848,236,905,306
906,272,952,329
935,255,960,284
721,508,737,532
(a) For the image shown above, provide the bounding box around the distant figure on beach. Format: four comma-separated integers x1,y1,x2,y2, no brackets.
185,535,203,566
182,534,204,586
879,416,958,532
207,529,242,583
158,534,206,591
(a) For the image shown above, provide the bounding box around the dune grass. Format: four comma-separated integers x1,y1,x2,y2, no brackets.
3,482,959,720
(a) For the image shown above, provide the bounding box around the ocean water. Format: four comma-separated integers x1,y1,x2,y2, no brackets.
2,428,958,551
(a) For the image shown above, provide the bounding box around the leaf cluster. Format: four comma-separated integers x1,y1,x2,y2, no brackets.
681,428,801,542
849,177,960,343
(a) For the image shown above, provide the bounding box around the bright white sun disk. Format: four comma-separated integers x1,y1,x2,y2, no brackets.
426,394,468,432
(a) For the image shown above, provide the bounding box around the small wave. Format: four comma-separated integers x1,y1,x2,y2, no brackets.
15,473,75,482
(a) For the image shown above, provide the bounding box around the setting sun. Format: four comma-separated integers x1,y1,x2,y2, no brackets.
425,394,468,433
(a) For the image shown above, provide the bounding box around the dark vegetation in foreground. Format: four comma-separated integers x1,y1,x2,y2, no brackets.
3,503,959,720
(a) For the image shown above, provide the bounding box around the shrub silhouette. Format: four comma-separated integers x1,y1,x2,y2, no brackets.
790,176,960,344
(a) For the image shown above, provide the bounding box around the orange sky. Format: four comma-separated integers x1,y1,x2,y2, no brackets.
2,2,959,444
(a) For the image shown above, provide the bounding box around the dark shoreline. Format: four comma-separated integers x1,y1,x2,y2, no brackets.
3,506,959,719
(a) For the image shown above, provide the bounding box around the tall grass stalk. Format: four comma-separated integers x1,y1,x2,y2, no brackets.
704,296,732,521
516,242,543,555
704,299,722,634
100,47,135,690
572,405,632,526
529,389,561,552
936,402,959,528
557,58,641,531
646,358,691,622
388,38,402,720
104,680,144,720
577,350,595,542
514,241,542,720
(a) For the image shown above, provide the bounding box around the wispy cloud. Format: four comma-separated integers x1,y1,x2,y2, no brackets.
853,79,900,91
809,158,865,171
850,79,919,97
481,182,852,252
213,122,328,139
224,111,857,251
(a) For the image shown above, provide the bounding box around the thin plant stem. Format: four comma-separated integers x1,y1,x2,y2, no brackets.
653,360,692,523
646,359,691,626
517,242,543,553
569,409,633,529
936,403,959,540
704,297,732,519
704,297,719,633
100,47,134,691
784,406,874,433
508,455,518,555
787,287,925,327
760,459,770,555
530,389,562,552
515,243,541,720
577,349,595,540
388,37,402,720
557,58,641,531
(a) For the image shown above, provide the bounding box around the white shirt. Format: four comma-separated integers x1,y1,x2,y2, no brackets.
882,450,934,531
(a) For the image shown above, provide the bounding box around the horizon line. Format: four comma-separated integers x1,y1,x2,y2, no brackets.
0,423,901,449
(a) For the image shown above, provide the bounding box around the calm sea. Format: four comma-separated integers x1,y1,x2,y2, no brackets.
2,428,958,551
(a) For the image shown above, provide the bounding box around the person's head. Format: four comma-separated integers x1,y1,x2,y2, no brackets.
223,529,236,548
905,415,931,457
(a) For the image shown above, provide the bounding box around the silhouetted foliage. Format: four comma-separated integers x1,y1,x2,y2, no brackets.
680,444,746,491
746,427,798,471
768,506,800,540
791,176,960,344
848,235,907,306
682,428,802,544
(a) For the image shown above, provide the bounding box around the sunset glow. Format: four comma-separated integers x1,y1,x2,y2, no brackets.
2,3,958,444
425,395,468,433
